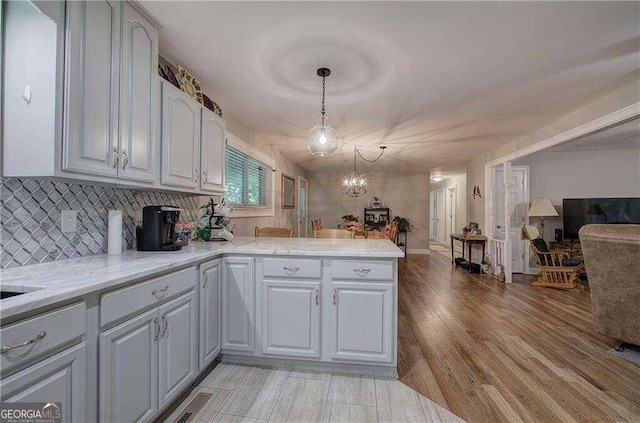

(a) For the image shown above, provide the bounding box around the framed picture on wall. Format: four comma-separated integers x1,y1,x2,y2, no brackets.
282,174,296,209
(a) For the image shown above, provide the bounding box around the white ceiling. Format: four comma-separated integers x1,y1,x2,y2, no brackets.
142,1,640,173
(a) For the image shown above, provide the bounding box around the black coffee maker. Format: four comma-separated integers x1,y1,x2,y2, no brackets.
136,206,183,251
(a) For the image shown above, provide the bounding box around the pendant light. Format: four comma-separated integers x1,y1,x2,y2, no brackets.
307,68,339,157
342,146,386,198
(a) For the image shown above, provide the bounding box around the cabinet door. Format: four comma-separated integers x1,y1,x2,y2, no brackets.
200,259,221,370
200,109,226,193
262,280,321,358
99,309,158,423
222,257,255,352
330,282,394,363
119,2,158,183
161,82,201,189
63,1,120,177
1,343,87,423
158,291,197,409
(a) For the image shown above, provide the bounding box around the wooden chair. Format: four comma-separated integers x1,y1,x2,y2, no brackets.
311,220,323,231
255,227,294,238
367,230,388,239
521,225,585,290
387,222,399,244
314,229,355,239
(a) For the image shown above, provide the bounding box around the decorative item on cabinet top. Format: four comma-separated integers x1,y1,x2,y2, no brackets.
177,64,203,104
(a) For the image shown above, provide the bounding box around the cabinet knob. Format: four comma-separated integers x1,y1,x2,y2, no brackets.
203,171,208,184
112,147,119,169
152,284,169,298
20,85,32,104
121,150,129,170
315,288,320,306
283,266,300,274
332,289,337,305
161,315,168,338
153,317,160,341
194,169,200,183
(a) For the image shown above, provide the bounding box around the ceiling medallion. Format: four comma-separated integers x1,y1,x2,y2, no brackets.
307,68,339,157
342,146,386,198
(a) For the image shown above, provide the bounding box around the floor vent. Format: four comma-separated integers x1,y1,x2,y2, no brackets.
172,392,212,423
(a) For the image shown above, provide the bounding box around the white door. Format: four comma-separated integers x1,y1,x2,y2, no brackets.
330,282,393,363
446,186,457,240
118,2,157,183
63,0,120,177
298,176,309,238
222,257,255,352
200,109,226,193
436,188,446,244
1,343,87,423
99,309,158,423
161,82,201,189
199,259,221,370
495,167,528,273
262,280,320,358
429,191,437,240
158,291,197,408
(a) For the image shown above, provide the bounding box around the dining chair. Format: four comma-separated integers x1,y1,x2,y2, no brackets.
255,227,294,238
313,229,355,239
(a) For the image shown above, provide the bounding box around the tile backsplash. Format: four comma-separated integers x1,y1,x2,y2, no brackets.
0,178,202,268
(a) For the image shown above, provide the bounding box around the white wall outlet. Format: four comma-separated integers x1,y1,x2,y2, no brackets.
61,210,77,233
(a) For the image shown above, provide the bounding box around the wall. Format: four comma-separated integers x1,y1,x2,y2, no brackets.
0,178,200,268
308,171,431,252
515,148,640,243
466,79,640,228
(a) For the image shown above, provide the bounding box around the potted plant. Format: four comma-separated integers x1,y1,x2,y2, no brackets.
392,216,412,233
342,214,359,223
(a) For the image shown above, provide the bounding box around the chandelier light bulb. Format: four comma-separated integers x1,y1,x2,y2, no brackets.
319,133,327,145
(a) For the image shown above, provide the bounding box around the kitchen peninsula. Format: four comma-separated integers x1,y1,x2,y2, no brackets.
0,237,403,422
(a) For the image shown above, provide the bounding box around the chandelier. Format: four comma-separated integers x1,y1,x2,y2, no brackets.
342,146,386,197
307,68,339,157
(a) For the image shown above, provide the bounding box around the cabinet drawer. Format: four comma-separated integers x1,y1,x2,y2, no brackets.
331,259,394,281
1,302,86,372
263,258,322,279
101,267,196,327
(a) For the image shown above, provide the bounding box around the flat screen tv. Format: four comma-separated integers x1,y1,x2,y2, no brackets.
563,197,640,241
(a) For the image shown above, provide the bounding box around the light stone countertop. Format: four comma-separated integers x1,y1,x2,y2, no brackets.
0,237,404,320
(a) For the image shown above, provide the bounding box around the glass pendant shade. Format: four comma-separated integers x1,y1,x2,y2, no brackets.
307,117,339,157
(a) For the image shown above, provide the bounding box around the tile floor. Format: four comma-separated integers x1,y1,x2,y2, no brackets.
163,363,464,422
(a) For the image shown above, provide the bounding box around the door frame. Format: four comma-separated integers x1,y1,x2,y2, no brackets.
436,188,446,244
297,175,308,238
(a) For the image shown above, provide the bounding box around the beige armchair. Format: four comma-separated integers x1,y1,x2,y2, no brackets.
579,224,640,347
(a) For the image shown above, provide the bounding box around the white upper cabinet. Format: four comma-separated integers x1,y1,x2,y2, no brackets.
200,109,226,193
63,0,120,177
118,2,158,183
161,82,201,190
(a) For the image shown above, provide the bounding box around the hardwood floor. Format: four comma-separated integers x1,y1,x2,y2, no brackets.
398,253,640,423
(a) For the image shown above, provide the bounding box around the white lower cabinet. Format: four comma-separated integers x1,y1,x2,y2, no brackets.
99,290,196,422
330,282,394,363
158,292,197,408
222,257,255,352
199,259,222,370
0,342,87,423
262,280,321,358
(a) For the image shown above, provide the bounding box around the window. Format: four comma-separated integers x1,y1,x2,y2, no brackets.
225,134,275,217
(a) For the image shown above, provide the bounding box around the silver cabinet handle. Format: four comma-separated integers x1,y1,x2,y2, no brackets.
194,169,199,183
121,149,128,170
152,284,169,298
153,317,160,341
161,315,168,338
203,171,208,184
1,331,46,354
21,84,32,104
315,288,320,306
112,147,119,168
202,271,208,288
332,289,337,305
283,266,300,273
353,268,371,275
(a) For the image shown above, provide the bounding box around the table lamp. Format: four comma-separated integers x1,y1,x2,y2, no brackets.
528,197,558,238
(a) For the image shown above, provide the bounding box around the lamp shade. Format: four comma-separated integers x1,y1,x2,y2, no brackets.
528,197,558,217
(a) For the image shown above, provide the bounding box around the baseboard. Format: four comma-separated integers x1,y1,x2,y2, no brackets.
407,248,430,255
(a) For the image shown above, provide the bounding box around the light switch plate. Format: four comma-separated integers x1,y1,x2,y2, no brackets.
61,210,77,233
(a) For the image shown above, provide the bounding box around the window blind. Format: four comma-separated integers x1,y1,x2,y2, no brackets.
225,145,272,208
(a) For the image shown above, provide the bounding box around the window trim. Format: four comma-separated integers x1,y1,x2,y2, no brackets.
225,133,275,218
